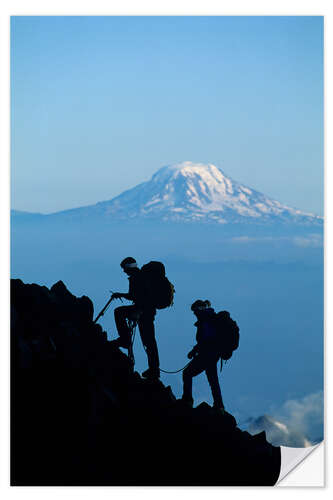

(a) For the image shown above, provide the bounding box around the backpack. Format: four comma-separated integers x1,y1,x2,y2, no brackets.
214,310,239,360
140,261,175,309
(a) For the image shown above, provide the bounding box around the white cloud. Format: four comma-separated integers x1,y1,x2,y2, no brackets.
247,415,312,448
246,391,324,448
293,234,323,248
271,391,324,444
230,233,323,248
231,236,277,243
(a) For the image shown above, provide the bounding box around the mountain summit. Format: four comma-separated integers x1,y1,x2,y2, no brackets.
17,161,321,225
90,161,320,224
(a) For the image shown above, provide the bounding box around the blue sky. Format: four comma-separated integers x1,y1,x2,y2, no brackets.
11,16,323,215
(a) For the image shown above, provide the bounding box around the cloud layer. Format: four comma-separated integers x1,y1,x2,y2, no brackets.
231,234,323,248
272,390,324,444
246,391,323,448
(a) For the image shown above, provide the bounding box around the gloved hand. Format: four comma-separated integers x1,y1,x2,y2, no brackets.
187,350,195,359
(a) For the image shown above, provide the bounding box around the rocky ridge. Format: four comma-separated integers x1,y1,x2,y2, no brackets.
11,278,281,486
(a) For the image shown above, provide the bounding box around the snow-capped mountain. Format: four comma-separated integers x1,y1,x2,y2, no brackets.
14,161,322,225
78,161,321,224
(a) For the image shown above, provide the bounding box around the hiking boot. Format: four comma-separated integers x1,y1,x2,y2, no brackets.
212,405,226,415
177,396,194,408
110,337,130,349
141,368,160,380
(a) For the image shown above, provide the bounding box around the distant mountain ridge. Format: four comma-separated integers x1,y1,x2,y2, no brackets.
12,162,323,225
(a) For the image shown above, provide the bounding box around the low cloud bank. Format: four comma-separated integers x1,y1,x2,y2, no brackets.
231,234,323,248
246,391,323,448
272,390,324,444
292,233,323,248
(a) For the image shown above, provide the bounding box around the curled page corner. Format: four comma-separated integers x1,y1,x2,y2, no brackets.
277,441,324,486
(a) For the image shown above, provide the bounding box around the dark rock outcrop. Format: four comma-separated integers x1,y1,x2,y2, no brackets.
11,279,281,486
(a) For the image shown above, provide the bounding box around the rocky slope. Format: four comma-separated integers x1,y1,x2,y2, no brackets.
11,279,281,486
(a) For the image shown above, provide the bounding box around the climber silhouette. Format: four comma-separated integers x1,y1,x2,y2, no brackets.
111,257,160,380
180,299,225,412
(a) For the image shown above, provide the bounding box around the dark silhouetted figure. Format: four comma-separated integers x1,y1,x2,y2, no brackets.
111,257,160,380
181,299,225,412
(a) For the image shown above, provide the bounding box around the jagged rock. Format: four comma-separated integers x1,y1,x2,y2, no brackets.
11,279,281,486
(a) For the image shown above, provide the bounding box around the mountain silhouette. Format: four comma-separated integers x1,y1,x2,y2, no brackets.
12,162,322,225
11,278,281,486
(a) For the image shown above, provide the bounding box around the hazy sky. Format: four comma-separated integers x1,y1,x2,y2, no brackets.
11,16,323,215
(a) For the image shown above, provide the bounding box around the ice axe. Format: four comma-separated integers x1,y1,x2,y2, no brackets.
93,290,123,323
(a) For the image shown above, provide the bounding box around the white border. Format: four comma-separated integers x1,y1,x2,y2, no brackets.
1,0,331,496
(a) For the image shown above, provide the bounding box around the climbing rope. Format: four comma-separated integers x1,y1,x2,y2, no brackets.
161,357,225,375
160,362,191,374
126,320,190,374
125,321,189,374
121,312,222,376
127,319,137,370
96,295,192,375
